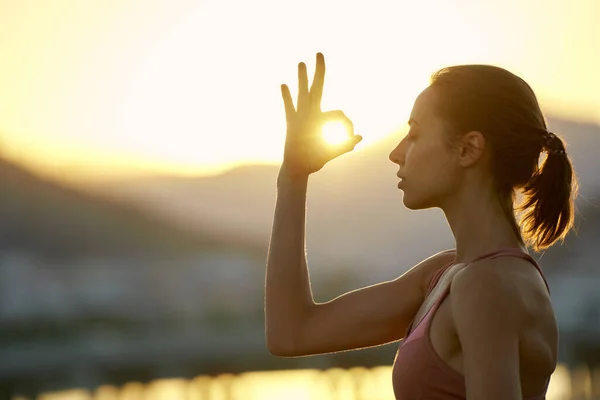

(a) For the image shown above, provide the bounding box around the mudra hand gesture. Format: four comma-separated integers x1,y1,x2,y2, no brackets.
281,53,363,178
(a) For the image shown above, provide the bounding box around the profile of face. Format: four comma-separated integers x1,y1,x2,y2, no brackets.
389,86,467,210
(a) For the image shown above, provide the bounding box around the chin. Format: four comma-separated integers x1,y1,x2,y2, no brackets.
401,191,437,210
402,193,422,210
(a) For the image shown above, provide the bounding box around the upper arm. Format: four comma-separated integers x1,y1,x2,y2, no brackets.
279,249,456,357
451,259,527,400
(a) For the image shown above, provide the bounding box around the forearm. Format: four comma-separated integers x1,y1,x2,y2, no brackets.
265,165,315,350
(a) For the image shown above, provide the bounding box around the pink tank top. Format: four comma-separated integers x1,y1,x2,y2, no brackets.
392,248,551,400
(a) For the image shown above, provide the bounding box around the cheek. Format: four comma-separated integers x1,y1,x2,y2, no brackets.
406,143,448,176
410,148,459,196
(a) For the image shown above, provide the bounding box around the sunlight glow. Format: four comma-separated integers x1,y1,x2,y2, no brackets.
0,0,598,180
321,121,350,146
36,364,576,400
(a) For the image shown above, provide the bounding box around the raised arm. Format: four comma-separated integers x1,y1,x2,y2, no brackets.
265,53,455,357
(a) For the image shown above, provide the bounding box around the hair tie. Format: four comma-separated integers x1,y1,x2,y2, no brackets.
543,131,565,155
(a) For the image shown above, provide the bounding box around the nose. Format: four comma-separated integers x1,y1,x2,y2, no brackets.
389,141,405,165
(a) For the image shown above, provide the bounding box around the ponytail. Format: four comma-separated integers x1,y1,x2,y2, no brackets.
518,133,578,251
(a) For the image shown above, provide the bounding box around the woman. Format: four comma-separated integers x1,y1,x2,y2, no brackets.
265,52,577,399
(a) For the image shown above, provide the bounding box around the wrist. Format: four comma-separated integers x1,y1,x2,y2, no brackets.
278,164,309,187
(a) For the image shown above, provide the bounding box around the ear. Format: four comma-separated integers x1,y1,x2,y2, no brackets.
457,131,486,167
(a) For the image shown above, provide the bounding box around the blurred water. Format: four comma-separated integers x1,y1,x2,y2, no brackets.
19,363,600,400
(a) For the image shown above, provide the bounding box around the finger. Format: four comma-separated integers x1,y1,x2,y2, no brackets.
341,134,363,151
338,134,363,156
326,134,362,161
297,62,309,113
309,53,325,111
281,84,295,122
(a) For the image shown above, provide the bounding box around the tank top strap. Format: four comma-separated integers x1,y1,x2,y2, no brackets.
467,247,550,295
407,248,549,339
418,248,550,334
425,259,455,296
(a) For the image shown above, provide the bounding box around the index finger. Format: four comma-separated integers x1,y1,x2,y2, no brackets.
309,53,325,111
281,84,295,122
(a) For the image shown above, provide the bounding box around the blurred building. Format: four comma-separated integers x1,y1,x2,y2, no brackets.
0,159,268,396
539,201,600,367
0,156,599,398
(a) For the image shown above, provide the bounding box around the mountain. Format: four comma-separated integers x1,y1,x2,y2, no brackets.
0,155,267,325
0,157,263,261
0,157,274,395
87,117,600,282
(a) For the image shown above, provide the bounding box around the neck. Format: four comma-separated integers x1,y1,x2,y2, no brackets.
442,186,526,264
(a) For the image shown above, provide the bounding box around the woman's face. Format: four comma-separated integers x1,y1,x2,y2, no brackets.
389,87,464,210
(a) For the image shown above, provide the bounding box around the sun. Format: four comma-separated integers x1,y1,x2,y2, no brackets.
106,0,495,177
321,121,351,146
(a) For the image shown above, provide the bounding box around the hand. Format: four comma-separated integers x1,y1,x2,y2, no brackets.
281,53,363,178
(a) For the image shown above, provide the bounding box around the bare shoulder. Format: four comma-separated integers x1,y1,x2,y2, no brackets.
450,256,549,328
450,256,557,395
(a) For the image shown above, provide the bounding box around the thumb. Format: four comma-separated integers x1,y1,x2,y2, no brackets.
332,134,363,158
345,134,362,151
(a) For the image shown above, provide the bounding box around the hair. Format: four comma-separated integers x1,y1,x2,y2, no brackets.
428,65,578,252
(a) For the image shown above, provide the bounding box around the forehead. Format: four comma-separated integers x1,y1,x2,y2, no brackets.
409,86,438,123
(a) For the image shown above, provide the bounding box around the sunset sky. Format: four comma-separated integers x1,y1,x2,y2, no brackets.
0,0,598,183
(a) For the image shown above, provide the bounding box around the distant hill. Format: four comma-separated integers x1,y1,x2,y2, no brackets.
87,117,600,281
0,157,263,261
0,157,272,395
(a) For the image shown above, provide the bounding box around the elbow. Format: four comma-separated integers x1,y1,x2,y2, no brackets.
265,328,300,357
266,341,296,357
265,304,314,357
